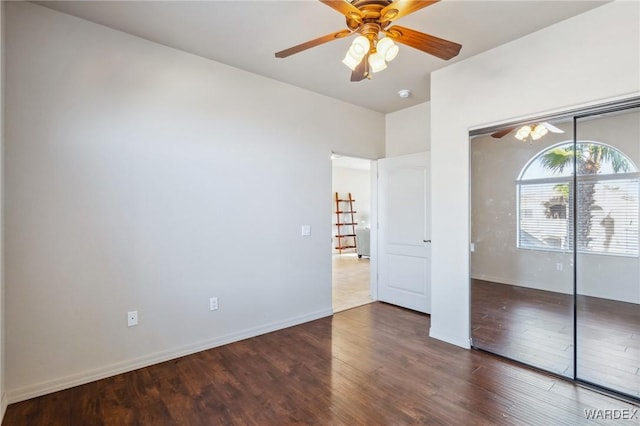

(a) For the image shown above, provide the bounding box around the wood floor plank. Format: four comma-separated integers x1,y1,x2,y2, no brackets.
472,279,640,398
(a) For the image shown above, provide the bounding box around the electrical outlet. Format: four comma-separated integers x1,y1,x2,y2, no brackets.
556,263,563,271
209,297,219,311
301,225,311,236
127,310,138,327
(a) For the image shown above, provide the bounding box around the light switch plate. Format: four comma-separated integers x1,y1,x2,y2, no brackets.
301,225,311,236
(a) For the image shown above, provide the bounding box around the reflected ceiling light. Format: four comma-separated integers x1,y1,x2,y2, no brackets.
530,124,549,140
514,122,563,141
514,125,532,141
492,122,565,140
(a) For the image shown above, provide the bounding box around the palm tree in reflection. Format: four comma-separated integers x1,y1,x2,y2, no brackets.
540,143,631,250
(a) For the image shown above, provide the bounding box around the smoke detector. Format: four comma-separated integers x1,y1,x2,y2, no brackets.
398,89,411,98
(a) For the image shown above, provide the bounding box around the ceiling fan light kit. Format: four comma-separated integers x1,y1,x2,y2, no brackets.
275,0,462,82
341,34,398,75
350,35,370,57
342,50,363,70
377,36,399,62
514,125,533,141
493,122,565,141
514,123,553,141
368,50,388,73
342,35,370,70
530,124,549,140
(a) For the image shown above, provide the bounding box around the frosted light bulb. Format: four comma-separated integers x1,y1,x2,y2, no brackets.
368,52,387,73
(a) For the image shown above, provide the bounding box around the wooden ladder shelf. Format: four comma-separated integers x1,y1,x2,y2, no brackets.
334,192,357,254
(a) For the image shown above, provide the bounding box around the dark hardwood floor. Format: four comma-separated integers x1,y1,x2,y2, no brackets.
472,279,640,399
4,302,639,425
471,279,574,378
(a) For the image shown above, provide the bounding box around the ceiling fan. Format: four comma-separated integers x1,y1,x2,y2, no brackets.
275,0,462,82
491,122,565,141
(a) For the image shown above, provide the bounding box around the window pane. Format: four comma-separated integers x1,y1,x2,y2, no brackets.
577,177,639,256
519,141,638,257
519,182,570,250
520,141,637,180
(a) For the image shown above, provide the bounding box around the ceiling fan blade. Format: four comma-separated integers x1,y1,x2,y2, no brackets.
385,25,461,60
275,29,352,58
541,122,565,133
350,54,369,82
319,0,363,22
380,0,439,24
491,127,516,139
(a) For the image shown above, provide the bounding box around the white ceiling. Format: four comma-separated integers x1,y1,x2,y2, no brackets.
36,0,608,114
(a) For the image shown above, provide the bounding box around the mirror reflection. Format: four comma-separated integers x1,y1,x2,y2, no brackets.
470,118,575,378
470,106,640,400
575,108,640,398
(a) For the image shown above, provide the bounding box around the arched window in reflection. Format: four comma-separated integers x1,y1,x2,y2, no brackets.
517,141,639,256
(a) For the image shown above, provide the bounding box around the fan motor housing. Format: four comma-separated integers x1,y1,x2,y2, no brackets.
350,0,393,8
345,0,394,30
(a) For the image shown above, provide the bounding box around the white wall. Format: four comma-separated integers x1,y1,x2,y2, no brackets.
0,0,5,419
4,2,384,402
430,1,640,348
470,122,575,295
470,111,640,303
385,102,430,156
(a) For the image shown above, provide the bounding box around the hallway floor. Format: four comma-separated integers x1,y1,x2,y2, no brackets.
332,254,372,313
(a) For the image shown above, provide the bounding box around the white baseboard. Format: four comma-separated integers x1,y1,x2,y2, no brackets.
7,308,333,404
429,327,471,349
471,273,573,295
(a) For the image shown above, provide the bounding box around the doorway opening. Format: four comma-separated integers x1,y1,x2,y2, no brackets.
331,154,374,312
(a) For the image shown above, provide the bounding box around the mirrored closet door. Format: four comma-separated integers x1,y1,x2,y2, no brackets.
470,117,575,378
575,107,640,399
470,100,639,400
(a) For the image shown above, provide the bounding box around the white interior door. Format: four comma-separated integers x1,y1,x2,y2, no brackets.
377,152,431,313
